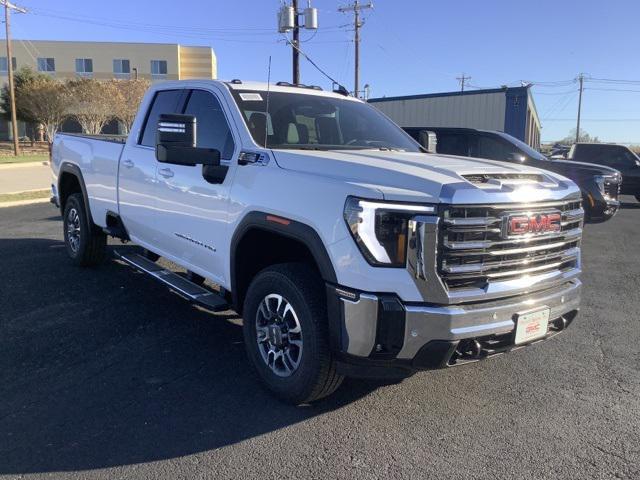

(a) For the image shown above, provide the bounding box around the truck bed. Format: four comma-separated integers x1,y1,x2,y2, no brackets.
52,133,127,228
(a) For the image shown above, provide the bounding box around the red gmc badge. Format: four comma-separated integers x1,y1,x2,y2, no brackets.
504,211,562,237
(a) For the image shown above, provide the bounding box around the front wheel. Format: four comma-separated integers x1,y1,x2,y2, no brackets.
242,264,343,404
63,193,107,267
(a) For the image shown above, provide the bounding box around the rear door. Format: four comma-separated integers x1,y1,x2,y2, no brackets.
118,89,186,247
153,87,237,285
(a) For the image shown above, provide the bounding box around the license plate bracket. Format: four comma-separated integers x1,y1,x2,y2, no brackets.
513,307,550,345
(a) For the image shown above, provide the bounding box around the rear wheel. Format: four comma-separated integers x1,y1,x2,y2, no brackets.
63,193,106,267
242,263,343,404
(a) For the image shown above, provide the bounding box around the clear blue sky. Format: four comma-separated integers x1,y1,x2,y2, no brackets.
11,0,640,143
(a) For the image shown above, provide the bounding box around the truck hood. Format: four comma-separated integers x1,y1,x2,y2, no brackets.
271,149,579,204
544,159,620,178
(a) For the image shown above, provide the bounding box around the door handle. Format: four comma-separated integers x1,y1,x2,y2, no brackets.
158,168,174,178
122,159,134,168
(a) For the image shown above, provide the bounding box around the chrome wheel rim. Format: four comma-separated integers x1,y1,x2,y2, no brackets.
255,294,303,377
66,207,81,253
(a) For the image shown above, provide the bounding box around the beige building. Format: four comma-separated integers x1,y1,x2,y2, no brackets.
0,39,217,82
0,40,217,140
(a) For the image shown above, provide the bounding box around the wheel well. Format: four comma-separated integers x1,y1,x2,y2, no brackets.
58,172,82,212
232,228,322,313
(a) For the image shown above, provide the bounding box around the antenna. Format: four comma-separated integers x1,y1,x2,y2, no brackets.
264,56,272,149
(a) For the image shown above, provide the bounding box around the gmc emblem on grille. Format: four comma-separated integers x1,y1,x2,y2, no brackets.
504,211,562,237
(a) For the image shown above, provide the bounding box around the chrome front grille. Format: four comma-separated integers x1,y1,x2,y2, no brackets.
439,200,583,292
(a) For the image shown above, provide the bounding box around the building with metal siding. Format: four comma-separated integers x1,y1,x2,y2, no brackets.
369,86,541,148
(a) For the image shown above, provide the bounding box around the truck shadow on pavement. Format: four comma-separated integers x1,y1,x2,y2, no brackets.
0,238,382,475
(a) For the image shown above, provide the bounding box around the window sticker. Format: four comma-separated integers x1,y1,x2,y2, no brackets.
240,93,263,101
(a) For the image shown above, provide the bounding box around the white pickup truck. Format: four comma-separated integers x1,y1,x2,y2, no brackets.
51,80,583,403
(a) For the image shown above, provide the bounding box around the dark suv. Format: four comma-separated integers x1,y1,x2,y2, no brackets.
567,143,640,202
404,127,621,222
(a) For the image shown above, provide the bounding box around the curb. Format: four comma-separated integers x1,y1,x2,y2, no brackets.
0,161,49,170
0,197,50,208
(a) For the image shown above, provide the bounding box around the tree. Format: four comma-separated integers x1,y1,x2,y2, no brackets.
1,66,48,123
110,79,150,134
559,128,600,145
10,72,71,143
67,78,115,135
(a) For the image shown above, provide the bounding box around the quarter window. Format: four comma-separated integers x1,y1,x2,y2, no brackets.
139,89,185,147
183,90,235,159
37,57,55,72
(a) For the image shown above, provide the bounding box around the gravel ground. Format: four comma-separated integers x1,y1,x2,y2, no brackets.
1,199,639,480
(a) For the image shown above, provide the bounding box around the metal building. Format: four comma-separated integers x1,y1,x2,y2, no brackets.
369,86,541,148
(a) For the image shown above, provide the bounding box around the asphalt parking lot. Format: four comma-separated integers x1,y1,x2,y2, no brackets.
1,199,639,480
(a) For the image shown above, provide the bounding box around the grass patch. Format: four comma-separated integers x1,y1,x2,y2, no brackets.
0,154,49,165
0,189,49,203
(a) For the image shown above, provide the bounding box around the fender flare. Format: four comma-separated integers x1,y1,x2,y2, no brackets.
58,162,94,226
230,211,338,307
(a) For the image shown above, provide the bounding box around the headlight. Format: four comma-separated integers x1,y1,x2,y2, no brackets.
594,175,606,195
344,197,435,267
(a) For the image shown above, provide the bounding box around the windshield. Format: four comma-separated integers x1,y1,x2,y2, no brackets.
496,132,547,161
230,89,421,152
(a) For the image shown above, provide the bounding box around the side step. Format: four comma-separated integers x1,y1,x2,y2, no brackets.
115,251,230,312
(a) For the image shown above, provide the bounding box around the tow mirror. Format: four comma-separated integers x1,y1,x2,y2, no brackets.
418,130,437,154
156,113,220,166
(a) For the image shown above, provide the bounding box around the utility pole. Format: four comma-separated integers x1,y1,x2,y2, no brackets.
338,1,373,98
575,73,584,144
292,0,299,84
456,73,471,92
2,0,26,156
278,1,317,84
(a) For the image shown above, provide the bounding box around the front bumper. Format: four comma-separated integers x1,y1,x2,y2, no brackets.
328,279,581,378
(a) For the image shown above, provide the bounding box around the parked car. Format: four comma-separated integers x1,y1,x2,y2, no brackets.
50,80,583,404
404,127,621,222
566,143,640,202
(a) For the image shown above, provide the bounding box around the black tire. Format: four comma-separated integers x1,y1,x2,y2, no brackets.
63,193,107,267
242,263,344,404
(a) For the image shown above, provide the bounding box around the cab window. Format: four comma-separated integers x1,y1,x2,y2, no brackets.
139,89,185,147
182,90,235,160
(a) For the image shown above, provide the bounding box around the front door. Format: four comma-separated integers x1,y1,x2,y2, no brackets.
118,89,185,248
154,88,237,285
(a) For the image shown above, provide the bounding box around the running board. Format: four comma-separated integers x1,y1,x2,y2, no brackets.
114,251,230,312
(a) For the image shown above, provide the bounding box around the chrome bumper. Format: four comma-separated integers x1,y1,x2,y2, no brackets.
335,279,581,365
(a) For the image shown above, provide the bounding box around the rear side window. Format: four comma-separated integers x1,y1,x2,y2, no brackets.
139,89,185,147
471,135,516,161
183,90,235,159
436,133,470,156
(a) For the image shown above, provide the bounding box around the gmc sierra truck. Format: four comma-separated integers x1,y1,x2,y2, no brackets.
51,80,584,404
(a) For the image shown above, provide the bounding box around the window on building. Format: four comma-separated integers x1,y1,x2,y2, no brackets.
139,89,185,146
150,60,168,78
37,57,55,73
183,90,235,159
0,57,16,72
75,58,93,77
113,59,131,79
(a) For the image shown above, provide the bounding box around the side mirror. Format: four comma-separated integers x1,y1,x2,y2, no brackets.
418,130,437,154
156,113,220,166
